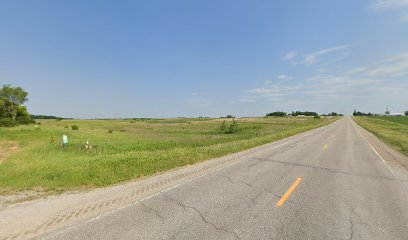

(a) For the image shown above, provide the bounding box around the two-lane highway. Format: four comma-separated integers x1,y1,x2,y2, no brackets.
45,117,408,240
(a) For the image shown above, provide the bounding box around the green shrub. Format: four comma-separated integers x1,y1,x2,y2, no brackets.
219,121,227,132
314,115,321,119
218,119,240,134
226,119,240,134
16,116,35,124
0,118,17,127
71,125,79,130
108,130,113,133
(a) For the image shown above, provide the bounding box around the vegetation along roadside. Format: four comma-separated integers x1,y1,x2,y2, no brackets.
0,116,338,193
353,116,408,157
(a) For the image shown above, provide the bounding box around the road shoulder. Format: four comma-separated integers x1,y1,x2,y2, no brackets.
352,119,408,182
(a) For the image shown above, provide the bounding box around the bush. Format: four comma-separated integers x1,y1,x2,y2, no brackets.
0,118,17,127
71,125,79,130
0,106,34,127
219,121,227,132
16,116,35,124
219,119,240,134
228,119,239,133
314,115,321,119
108,130,113,133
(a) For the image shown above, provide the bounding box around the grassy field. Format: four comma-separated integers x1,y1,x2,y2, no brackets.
0,117,337,193
354,116,408,156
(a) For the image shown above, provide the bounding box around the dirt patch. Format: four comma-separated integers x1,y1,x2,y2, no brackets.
0,141,19,164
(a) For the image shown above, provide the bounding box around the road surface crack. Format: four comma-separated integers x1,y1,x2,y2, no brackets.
216,173,234,184
139,201,165,224
253,157,408,183
162,193,241,239
216,174,279,203
169,221,193,240
240,180,283,200
250,192,263,207
348,217,355,240
246,159,263,171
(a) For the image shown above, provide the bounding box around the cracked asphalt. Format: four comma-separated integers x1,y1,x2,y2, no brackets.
44,117,408,240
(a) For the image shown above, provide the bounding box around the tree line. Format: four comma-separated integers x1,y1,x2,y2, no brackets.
266,111,321,117
30,115,65,120
0,85,34,127
352,110,375,116
353,109,408,116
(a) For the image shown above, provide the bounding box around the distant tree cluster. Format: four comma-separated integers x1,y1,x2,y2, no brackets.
405,111,408,116
266,111,287,117
31,115,64,120
0,85,34,127
290,111,319,117
353,110,375,116
321,112,343,116
265,111,319,117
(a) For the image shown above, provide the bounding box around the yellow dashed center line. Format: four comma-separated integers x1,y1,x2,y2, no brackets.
276,177,302,208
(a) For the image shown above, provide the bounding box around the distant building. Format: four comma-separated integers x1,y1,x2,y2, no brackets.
387,113,403,116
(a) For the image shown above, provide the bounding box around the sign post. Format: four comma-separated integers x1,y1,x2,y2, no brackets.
62,135,68,147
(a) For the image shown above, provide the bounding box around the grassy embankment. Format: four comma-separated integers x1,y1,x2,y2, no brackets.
354,116,408,156
0,117,337,192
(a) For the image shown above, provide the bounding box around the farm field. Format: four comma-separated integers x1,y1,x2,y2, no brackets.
353,116,408,156
0,117,337,193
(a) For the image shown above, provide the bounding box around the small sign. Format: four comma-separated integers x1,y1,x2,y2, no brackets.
62,135,68,145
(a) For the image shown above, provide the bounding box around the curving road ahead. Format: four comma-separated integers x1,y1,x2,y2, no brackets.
43,117,408,240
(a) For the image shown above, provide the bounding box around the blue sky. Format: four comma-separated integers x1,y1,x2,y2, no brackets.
1,0,408,118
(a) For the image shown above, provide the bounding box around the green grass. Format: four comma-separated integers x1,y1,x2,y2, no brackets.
0,117,337,192
354,116,408,156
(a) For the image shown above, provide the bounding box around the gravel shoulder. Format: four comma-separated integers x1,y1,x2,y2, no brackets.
352,119,408,181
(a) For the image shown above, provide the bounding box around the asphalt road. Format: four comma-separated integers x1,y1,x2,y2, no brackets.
45,117,408,240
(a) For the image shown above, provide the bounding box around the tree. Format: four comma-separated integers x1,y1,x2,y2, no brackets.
266,111,287,117
353,109,374,116
405,111,408,116
0,85,28,121
0,85,32,127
